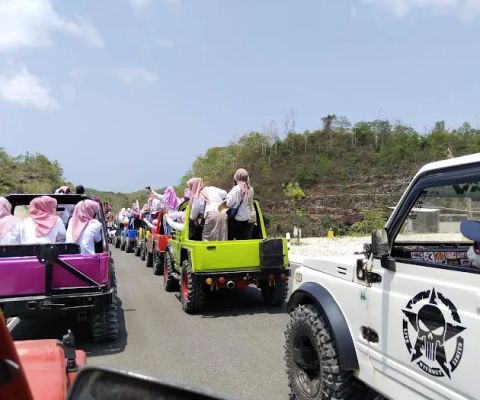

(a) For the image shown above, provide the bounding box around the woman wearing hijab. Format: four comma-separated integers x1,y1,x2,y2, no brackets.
187,177,228,241
225,168,257,240
21,196,66,244
0,197,21,245
55,185,74,226
66,200,102,254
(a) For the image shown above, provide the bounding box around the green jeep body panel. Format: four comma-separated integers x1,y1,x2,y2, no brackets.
168,201,289,273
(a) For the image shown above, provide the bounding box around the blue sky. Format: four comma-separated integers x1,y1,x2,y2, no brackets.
1,0,480,192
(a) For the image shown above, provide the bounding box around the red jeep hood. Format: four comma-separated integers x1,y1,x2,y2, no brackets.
14,339,67,400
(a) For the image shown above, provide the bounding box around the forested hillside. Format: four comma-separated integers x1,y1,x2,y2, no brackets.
2,118,480,237
179,118,480,236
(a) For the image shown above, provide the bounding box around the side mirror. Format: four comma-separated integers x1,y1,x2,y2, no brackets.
68,367,227,400
371,228,389,257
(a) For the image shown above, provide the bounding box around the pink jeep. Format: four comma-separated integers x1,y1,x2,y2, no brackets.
0,194,118,342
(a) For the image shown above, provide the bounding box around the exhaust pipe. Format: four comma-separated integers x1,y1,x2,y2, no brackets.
226,280,236,289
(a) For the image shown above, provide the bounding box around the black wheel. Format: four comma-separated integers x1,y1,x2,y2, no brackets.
285,304,353,400
134,243,141,257
125,242,133,253
163,252,179,292
114,237,120,248
90,292,118,342
146,250,153,268
140,241,146,261
120,239,126,251
153,251,164,275
180,259,205,314
261,279,288,306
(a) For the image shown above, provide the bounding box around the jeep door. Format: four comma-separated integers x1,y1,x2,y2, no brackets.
366,165,480,400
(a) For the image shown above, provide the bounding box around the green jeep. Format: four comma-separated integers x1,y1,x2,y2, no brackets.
163,200,290,313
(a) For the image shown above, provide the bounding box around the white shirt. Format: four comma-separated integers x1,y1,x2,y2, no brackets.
59,204,75,226
226,185,253,221
21,217,66,244
190,187,227,219
0,222,21,245
66,220,102,254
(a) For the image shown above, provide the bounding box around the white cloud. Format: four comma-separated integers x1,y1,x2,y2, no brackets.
117,68,158,84
351,5,358,18
129,0,150,11
361,0,480,19
0,64,58,111
156,39,174,48
0,0,103,52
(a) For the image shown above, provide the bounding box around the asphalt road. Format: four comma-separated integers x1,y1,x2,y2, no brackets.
12,247,293,400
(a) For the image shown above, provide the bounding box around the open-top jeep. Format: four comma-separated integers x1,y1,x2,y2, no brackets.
163,200,290,313
0,194,118,342
145,210,172,275
286,153,480,400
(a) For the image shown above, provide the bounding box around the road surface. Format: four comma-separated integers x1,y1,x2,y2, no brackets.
12,247,292,399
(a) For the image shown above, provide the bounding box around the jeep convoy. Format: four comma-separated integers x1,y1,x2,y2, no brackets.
286,153,480,400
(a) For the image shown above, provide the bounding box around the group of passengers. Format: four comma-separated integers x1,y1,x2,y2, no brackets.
141,168,257,242
0,187,103,255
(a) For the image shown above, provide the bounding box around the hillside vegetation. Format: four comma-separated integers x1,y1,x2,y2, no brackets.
2,118,480,237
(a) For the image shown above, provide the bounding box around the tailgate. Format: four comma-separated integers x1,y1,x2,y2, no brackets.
194,238,288,273
0,253,109,298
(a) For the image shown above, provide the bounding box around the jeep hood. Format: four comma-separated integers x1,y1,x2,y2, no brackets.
300,254,359,281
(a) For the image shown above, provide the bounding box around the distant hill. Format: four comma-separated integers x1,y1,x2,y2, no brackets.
3,118,480,237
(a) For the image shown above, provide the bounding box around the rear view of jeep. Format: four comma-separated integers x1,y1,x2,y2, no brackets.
0,194,118,342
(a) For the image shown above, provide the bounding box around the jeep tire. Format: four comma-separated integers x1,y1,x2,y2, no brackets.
180,259,205,314
90,292,118,342
134,243,141,257
285,304,353,400
125,240,133,253
153,251,164,275
146,250,153,268
114,237,120,248
163,252,179,292
120,239,126,251
140,241,146,261
261,279,288,306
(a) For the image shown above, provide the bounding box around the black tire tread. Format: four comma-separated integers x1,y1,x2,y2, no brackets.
163,252,179,292
90,292,118,342
285,304,353,400
153,251,164,275
181,259,205,314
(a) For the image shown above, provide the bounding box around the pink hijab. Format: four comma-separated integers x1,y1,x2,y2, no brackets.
70,200,101,242
234,168,251,200
29,196,58,237
0,197,19,240
163,187,179,210
187,178,208,204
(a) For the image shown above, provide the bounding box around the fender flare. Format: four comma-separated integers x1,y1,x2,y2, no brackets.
287,282,359,371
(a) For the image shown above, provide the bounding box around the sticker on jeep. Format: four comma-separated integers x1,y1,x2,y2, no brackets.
402,288,465,379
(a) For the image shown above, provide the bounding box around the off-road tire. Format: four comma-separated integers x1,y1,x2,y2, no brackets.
285,304,353,400
140,241,146,261
125,242,133,253
120,239,126,251
261,279,288,306
90,292,118,342
180,259,205,314
153,251,164,275
114,237,120,248
163,252,179,292
146,250,153,268
134,243,141,257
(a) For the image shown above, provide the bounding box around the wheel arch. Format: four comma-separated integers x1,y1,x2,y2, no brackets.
287,282,359,371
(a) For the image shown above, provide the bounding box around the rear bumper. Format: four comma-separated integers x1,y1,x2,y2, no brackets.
0,289,115,318
192,268,290,283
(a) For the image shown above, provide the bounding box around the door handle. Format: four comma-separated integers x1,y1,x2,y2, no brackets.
207,246,216,250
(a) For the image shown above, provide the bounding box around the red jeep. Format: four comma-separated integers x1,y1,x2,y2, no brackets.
145,210,172,275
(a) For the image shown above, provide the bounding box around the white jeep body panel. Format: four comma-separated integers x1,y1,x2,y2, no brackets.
290,153,480,400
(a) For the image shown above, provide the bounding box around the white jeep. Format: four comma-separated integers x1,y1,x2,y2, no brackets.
285,153,480,400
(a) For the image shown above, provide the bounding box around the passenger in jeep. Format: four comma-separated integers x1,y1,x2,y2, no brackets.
188,177,228,241
66,199,102,254
20,196,66,244
460,219,480,268
0,197,21,245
